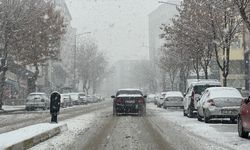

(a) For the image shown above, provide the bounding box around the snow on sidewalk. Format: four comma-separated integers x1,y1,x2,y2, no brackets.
147,104,250,150
1,105,25,111
0,123,64,150
30,112,96,149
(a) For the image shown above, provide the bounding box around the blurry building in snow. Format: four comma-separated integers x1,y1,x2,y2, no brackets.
148,3,180,92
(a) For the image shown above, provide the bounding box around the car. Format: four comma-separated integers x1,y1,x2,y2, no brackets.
163,91,184,109
183,80,221,118
60,93,72,107
238,96,250,138
25,92,50,111
156,92,167,108
197,87,243,123
146,94,156,103
69,93,80,105
111,89,146,116
79,92,87,105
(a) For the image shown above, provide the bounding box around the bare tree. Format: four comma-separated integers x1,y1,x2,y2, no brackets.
76,40,107,94
234,0,250,31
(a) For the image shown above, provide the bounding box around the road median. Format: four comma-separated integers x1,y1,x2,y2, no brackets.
0,123,68,150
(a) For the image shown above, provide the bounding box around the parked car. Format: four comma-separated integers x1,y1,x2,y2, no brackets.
146,94,156,103
61,93,72,107
25,92,50,111
238,96,250,138
163,91,184,109
156,92,167,108
79,92,87,105
111,89,146,116
197,87,242,123
183,80,221,118
69,93,80,105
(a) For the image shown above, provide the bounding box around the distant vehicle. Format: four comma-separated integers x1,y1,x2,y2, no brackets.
183,80,221,118
146,94,156,103
79,92,87,105
111,89,146,116
69,93,80,105
156,92,167,108
238,96,250,138
197,87,242,123
25,92,50,111
61,93,72,107
163,91,184,109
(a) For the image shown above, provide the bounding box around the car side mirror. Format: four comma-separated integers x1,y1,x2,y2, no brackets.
144,95,147,98
111,95,115,99
183,93,186,97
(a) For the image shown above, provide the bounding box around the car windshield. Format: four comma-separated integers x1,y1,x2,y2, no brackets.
194,85,221,95
2,0,250,149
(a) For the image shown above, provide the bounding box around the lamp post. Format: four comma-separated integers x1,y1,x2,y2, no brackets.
158,1,180,6
73,32,91,91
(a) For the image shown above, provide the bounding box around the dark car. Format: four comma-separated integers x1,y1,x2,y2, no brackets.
238,97,250,138
112,89,146,116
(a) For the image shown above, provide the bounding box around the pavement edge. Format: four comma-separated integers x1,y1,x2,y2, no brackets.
5,124,68,150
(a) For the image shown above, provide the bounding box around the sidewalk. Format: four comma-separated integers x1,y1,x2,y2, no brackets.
0,123,67,150
0,105,25,114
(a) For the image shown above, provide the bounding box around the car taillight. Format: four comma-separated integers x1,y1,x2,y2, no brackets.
208,99,215,106
138,98,144,104
116,97,123,103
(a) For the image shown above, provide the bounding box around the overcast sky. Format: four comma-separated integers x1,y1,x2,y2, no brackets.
65,0,177,63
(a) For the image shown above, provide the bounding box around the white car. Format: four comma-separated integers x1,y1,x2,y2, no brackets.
156,92,167,107
197,87,243,123
146,94,156,103
69,93,80,105
163,91,184,109
183,80,221,118
61,93,72,107
25,92,50,111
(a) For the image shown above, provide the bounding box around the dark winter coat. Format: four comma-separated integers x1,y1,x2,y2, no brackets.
50,92,61,114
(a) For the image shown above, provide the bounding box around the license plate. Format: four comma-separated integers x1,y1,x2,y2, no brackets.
125,100,135,103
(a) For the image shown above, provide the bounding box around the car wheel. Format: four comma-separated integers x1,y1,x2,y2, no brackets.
197,112,202,122
238,116,248,138
204,109,210,123
188,106,194,118
183,109,187,116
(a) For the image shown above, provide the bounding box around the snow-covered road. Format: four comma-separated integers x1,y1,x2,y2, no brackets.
27,103,250,149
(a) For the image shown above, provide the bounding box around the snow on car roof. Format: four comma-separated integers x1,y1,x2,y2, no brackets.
165,91,183,98
117,94,143,97
190,80,221,86
117,88,142,91
207,87,242,99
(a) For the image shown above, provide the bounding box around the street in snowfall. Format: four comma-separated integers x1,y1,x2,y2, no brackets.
2,0,250,150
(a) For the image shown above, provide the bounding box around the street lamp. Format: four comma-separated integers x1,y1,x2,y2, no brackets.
73,31,91,91
158,1,180,6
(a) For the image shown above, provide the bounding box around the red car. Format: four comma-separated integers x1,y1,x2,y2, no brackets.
111,89,146,116
238,97,250,138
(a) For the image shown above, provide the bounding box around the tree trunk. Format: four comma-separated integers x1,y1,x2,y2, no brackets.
0,65,7,109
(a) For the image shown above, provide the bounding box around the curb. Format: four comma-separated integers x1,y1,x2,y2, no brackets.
0,109,25,114
4,124,68,150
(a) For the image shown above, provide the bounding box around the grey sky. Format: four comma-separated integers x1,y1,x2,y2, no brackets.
65,0,176,62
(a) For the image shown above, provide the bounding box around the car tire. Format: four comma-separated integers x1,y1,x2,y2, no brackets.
197,112,202,122
238,116,249,138
188,106,194,118
183,109,187,116
203,109,210,123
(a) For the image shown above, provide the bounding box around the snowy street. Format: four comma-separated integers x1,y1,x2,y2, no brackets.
5,103,245,150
